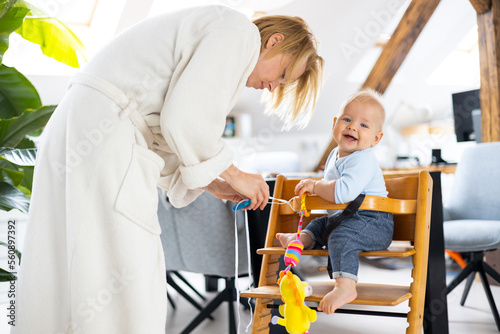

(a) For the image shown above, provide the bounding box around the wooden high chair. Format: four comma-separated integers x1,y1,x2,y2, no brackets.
241,171,433,334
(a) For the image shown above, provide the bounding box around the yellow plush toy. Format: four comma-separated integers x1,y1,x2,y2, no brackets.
271,270,317,334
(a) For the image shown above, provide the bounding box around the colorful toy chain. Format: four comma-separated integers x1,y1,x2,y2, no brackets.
283,194,310,273
235,195,315,333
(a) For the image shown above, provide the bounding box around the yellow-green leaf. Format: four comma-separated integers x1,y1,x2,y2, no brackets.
15,15,87,68
0,1,30,64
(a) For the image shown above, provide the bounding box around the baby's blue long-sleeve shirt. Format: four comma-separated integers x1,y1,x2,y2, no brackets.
324,147,388,204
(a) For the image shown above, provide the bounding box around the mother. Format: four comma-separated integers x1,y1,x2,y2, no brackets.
14,5,323,333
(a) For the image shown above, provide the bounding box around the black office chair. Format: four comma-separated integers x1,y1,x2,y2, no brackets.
166,270,215,320
158,190,250,334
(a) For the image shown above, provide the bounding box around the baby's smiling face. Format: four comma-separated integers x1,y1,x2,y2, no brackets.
332,100,384,158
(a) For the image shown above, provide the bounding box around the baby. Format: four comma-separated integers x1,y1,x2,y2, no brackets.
277,89,394,314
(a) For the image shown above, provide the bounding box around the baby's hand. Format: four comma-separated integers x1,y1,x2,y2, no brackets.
294,179,316,197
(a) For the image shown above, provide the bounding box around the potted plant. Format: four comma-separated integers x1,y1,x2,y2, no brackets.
0,0,86,281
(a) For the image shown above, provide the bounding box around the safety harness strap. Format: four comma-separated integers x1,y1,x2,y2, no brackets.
319,194,366,279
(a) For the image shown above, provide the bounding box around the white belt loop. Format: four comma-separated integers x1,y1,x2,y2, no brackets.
129,109,156,149
68,72,131,119
121,99,136,119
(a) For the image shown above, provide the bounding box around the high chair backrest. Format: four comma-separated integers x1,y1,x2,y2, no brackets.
242,171,433,334
267,173,428,247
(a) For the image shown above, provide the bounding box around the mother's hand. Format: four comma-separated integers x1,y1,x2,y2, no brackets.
201,178,245,203
220,164,269,210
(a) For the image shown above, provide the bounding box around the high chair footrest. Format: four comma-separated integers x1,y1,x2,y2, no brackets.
241,281,411,306
256,246,416,257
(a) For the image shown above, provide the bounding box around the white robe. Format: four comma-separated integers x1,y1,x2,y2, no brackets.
13,5,260,334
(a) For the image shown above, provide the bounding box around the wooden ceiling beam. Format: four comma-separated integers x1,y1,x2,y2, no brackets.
470,0,492,14
315,0,441,171
477,1,500,142
361,0,441,94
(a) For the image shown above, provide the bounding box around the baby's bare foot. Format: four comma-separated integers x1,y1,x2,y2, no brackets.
275,233,297,248
318,278,357,314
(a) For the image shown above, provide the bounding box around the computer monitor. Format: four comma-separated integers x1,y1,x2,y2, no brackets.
452,89,481,142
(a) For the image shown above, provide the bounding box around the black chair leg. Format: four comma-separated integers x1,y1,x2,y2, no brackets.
447,252,500,332
167,292,176,309
484,262,500,284
181,277,237,334
205,275,219,292
460,274,475,306
171,271,207,301
478,265,500,331
166,272,214,320
228,280,237,334
447,261,475,294
181,286,229,334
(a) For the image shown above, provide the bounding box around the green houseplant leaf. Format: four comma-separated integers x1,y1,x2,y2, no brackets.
0,0,86,281
0,148,36,192
18,165,32,193
0,0,15,18
0,267,16,281
0,155,34,195
0,0,30,64
0,167,23,186
1,0,87,68
0,181,29,212
15,137,35,149
0,147,37,165
0,104,55,147
0,64,41,118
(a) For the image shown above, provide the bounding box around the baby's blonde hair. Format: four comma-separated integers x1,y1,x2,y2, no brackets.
340,89,386,128
253,15,324,129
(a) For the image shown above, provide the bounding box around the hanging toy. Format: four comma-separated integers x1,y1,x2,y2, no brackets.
282,194,309,273
284,239,304,268
271,270,317,334
272,194,316,334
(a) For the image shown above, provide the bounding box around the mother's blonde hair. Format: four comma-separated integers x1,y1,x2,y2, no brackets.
253,15,324,129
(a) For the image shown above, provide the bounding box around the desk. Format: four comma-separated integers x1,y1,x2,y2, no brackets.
424,172,450,334
247,170,450,333
383,164,457,176
383,168,451,333
383,171,450,334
